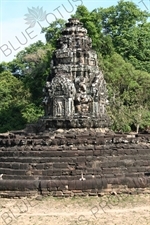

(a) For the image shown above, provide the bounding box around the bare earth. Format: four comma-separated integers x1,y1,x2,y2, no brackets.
0,194,150,225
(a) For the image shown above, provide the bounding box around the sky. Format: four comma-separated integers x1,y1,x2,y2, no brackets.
0,0,150,62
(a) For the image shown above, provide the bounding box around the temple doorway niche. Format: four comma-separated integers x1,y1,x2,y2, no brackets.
53,98,65,117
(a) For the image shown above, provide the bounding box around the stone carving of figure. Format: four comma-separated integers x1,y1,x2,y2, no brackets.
76,38,80,48
75,76,92,113
42,81,51,116
92,75,99,96
92,85,98,100
79,53,84,64
99,102,105,115
57,101,63,116
78,76,86,93
91,73,101,116
43,96,49,116
46,81,51,88
92,92,99,117
73,51,76,64
62,43,68,49
68,37,72,48
45,81,51,95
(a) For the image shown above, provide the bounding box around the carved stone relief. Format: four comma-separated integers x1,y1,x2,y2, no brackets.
43,18,109,128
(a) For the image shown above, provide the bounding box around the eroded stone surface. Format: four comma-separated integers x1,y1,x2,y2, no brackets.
0,131,150,197
42,18,109,128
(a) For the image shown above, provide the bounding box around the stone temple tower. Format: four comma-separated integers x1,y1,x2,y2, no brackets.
43,18,109,128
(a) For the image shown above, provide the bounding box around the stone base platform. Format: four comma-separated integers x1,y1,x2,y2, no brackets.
0,129,150,197
43,116,110,129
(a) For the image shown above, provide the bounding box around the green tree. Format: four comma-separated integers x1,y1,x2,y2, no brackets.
104,53,150,132
7,41,53,106
41,19,66,47
0,70,44,132
1,2,150,132
21,46,51,106
99,0,150,72
0,71,29,132
72,5,114,56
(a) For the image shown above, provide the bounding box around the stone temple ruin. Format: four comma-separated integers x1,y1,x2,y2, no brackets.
0,18,150,198
42,18,109,129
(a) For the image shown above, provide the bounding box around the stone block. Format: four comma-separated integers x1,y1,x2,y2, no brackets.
0,180,39,191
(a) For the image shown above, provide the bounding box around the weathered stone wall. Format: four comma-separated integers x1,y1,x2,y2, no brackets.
0,130,150,197
42,18,109,128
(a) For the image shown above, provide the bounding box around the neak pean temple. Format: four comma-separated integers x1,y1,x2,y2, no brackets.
42,18,109,129
0,18,150,197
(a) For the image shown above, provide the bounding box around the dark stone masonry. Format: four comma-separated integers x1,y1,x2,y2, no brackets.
42,18,109,129
0,130,150,197
0,18,150,197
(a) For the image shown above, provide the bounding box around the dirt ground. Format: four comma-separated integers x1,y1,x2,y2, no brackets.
0,193,150,225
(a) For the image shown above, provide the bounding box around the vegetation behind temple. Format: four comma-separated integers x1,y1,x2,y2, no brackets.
0,0,150,133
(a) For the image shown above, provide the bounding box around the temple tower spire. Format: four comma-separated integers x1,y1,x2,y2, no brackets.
43,18,109,128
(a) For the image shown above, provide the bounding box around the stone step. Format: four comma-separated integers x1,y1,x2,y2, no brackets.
0,166,148,180
1,150,150,161
0,156,150,168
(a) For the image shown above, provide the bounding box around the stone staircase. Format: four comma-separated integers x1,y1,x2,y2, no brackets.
0,130,150,197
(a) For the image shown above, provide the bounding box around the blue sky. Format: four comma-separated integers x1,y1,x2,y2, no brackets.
0,0,149,62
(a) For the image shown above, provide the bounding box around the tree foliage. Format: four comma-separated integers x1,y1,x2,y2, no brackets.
41,19,66,47
103,53,150,132
1,1,150,132
0,71,30,132
73,5,114,56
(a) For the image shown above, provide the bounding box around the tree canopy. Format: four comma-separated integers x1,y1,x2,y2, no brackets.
0,0,150,132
